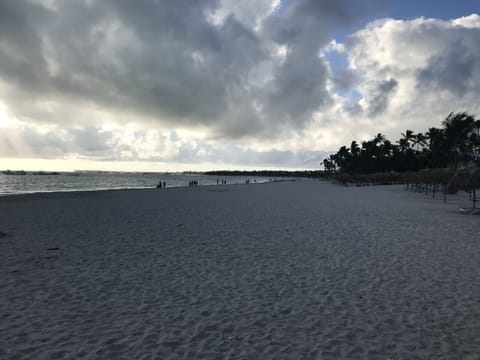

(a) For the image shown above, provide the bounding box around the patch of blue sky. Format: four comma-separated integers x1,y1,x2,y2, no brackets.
344,88,362,101
322,50,363,104
319,0,478,42
323,48,348,73
275,0,292,16
387,0,480,21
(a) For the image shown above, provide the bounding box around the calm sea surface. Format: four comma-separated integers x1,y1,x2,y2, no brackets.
0,172,274,196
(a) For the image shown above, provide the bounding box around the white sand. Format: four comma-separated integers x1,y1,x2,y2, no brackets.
1,180,480,359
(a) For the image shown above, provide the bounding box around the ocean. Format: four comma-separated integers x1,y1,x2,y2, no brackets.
0,172,273,196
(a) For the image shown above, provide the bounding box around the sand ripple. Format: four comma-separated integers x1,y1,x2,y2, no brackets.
1,182,480,359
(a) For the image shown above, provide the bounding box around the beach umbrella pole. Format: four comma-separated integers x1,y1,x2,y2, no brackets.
474,188,477,209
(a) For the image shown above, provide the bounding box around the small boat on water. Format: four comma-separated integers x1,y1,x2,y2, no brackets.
32,171,60,175
2,170,26,175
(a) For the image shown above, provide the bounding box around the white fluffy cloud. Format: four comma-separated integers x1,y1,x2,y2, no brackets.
0,1,479,170
311,14,480,146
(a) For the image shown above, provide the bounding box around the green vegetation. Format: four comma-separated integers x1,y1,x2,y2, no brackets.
323,112,480,209
323,112,480,174
204,170,325,178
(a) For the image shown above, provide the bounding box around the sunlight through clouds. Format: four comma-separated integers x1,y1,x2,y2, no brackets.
0,1,479,170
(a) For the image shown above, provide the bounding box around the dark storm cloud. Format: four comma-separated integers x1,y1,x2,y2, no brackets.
367,79,398,117
264,0,387,43
0,1,51,91
91,1,266,123
267,48,332,124
0,0,265,130
343,100,364,117
260,0,388,126
333,68,359,93
296,0,388,26
0,0,393,142
2,2,478,168
259,17,332,126
417,40,480,96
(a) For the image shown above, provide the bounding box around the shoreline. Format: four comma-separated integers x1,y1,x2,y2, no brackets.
0,174,292,199
1,178,475,212
0,177,297,199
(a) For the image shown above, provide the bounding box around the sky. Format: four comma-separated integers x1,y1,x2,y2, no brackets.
0,0,479,172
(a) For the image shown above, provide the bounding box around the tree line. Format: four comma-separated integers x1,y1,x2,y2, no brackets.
204,170,324,178
323,112,480,174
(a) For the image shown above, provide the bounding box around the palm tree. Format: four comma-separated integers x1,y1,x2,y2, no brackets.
473,119,480,163
350,141,360,156
398,130,416,171
400,130,415,148
323,156,336,173
442,112,476,170
474,119,480,137
331,146,352,173
425,127,447,168
373,133,386,146
397,138,409,152
413,133,427,151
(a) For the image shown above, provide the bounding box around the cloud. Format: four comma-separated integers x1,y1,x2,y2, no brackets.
330,14,480,139
0,1,479,170
258,0,386,128
208,0,279,29
0,121,327,169
0,0,388,132
294,0,387,27
366,78,398,117
0,1,260,128
173,141,328,168
417,41,480,96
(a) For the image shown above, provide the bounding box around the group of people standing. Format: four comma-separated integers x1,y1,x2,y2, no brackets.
156,178,237,189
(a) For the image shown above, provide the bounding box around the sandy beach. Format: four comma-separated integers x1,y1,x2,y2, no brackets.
1,180,480,359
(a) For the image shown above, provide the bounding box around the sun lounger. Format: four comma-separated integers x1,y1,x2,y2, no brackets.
458,207,480,215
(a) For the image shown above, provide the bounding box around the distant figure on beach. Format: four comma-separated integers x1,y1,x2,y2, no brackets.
163,181,166,188
156,181,162,188
217,179,219,185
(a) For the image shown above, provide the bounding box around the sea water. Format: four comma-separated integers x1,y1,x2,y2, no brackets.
0,172,273,195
